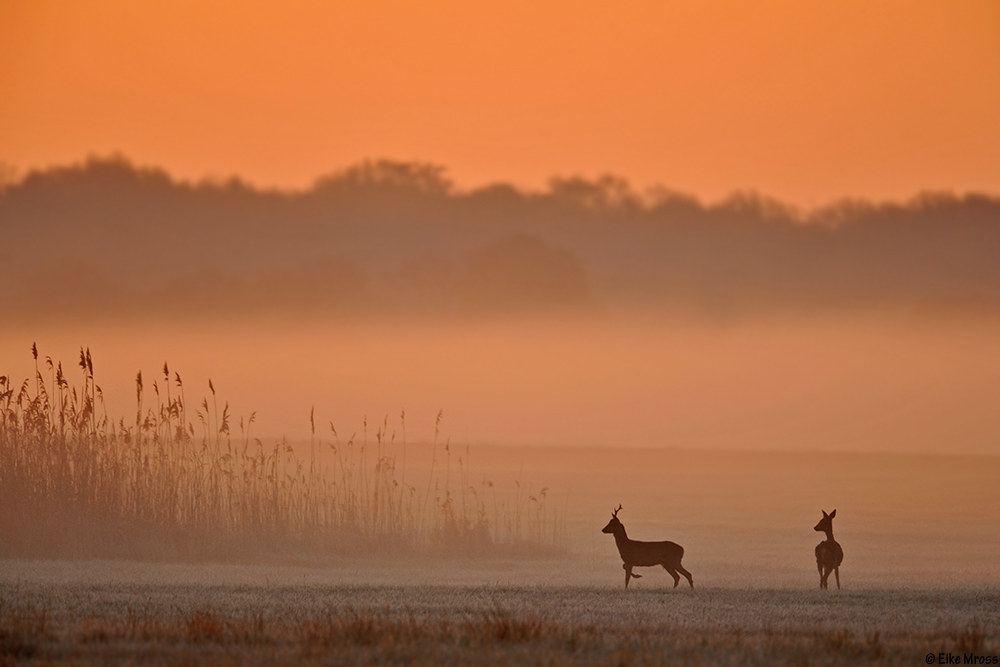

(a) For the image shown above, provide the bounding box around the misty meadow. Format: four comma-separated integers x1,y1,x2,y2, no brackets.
2,158,1000,666
5,1,1000,663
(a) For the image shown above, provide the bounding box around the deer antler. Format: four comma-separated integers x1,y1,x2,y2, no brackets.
612,504,622,517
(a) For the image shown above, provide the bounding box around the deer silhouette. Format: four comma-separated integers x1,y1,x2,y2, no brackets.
814,509,844,590
602,505,693,589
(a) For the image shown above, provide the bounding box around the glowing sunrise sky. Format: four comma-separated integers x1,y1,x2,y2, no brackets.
2,0,999,205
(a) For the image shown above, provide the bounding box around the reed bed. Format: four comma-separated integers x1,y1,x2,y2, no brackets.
0,345,563,560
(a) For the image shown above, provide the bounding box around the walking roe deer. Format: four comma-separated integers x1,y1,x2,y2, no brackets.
602,505,693,589
814,509,844,590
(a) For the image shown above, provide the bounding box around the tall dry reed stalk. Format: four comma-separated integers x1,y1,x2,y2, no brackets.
0,346,563,560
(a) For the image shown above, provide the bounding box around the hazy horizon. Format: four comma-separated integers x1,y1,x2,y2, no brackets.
3,8,1000,641
4,156,1000,455
4,157,1000,325
5,153,1000,208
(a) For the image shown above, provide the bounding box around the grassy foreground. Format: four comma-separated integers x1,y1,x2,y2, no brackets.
1,580,997,666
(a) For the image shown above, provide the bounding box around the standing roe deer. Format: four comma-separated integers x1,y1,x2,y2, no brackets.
602,505,693,589
814,509,844,590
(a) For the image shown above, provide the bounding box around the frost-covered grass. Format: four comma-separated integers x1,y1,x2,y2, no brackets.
2,571,997,666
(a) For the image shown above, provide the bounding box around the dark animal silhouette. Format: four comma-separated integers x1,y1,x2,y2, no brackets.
602,505,693,589
814,509,844,590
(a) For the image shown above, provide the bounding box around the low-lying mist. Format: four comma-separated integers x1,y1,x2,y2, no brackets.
3,157,999,579
3,315,999,580
5,315,998,453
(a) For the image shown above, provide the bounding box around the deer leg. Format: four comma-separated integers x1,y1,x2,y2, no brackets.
676,565,694,589
817,563,824,589
624,564,642,588
834,567,840,590
664,566,680,588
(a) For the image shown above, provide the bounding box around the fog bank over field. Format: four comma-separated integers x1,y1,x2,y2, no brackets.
2,158,999,575
3,316,999,454
2,157,999,455
2,157,1000,324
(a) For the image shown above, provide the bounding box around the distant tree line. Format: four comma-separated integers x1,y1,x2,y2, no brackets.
2,156,999,324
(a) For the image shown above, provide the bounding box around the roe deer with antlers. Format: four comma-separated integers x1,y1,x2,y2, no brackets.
602,505,693,589
814,509,844,590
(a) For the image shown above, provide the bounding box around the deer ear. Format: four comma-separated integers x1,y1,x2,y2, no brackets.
822,510,828,518
829,509,836,518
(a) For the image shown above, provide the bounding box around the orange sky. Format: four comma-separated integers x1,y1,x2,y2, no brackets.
2,0,999,205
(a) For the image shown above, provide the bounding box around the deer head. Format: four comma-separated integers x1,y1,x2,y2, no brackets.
814,509,836,535
602,504,623,534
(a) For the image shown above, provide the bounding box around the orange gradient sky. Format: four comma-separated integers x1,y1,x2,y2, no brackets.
2,0,999,205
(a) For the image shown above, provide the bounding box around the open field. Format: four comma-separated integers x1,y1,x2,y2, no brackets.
3,337,999,663
5,6,1000,664
1,561,998,666
4,340,999,574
